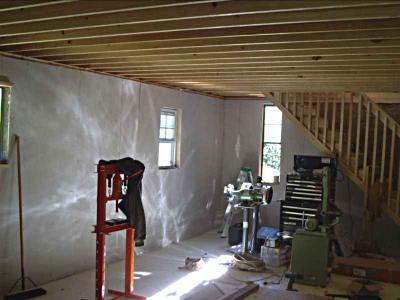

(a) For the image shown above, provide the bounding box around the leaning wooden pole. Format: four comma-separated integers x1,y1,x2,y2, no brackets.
16,135,25,290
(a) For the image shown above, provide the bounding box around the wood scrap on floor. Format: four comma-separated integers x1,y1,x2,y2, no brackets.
256,288,328,299
217,283,259,300
183,283,259,300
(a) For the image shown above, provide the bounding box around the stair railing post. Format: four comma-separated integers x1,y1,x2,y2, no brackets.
380,116,387,184
346,93,353,165
371,110,379,186
339,92,345,158
363,101,371,184
388,122,396,207
355,94,362,176
323,93,329,145
331,93,337,151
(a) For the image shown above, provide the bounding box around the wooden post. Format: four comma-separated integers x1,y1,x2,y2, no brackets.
316,93,320,139
388,123,396,206
308,92,312,130
346,93,353,165
331,93,337,151
355,94,362,175
338,92,345,158
380,116,387,184
371,110,379,185
363,101,370,183
300,92,304,125
397,160,400,215
323,93,329,145
293,93,297,119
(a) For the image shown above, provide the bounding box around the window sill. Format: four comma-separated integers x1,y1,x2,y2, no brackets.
0,162,9,168
159,166,179,170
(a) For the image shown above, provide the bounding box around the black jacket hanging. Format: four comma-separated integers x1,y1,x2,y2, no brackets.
98,157,146,246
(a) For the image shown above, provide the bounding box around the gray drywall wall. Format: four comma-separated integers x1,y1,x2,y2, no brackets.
221,99,400,257
0,56,224,295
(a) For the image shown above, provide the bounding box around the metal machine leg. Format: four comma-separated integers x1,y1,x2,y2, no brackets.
108,229,146,300
250,205,260,253
219,202,234,238
241,208,250,253
95,233,106,300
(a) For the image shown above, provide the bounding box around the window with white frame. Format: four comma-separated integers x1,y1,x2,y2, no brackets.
261,105,282,183
0,86,11,164
158,108,179,168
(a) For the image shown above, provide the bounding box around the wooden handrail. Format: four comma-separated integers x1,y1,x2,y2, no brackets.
270,91,400,225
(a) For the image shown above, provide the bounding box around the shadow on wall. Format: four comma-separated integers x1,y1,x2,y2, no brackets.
0,56,223,296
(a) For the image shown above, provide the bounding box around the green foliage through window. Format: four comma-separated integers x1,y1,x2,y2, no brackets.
263,143,281,170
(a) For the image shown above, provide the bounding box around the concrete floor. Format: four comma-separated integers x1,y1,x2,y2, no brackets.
29,230,400,300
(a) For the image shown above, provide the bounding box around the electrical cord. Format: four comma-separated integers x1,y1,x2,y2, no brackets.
232,253,265,272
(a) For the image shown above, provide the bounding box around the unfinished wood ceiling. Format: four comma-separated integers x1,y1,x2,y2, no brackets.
0,0,400,99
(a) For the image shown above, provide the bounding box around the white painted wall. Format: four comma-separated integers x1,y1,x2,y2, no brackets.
221,99,400,257
1,57,399,296
0,57,224,295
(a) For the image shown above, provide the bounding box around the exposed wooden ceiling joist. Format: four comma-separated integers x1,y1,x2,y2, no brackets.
0,1,197,25
0,1,73,12
35,40,400,62
11,29,400,57
3,18,400,51
0,0,399,97
2,1,397,37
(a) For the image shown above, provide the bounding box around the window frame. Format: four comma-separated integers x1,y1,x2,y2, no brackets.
0,81,12,166
260,104,282,183
158,107,180,170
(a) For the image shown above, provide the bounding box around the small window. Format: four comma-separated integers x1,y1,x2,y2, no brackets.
261,105,282,183
0,86,11,164
158,108,180,169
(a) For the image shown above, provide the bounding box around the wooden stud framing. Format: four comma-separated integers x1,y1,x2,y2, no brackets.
346,93,354,165
397,159,400,215
323,94,329,144
363,101,370,183
307,93,312,130
371,110,379,185
380,116,388,184
316,93,320,138
300,92,304,125
388,123,396,206
355,94,362,175
338,92,345,157
331,93,337,151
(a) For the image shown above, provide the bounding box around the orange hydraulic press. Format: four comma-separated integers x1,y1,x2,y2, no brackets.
94,162,146,300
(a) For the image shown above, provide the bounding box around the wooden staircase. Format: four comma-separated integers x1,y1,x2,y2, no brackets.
272,91,400,225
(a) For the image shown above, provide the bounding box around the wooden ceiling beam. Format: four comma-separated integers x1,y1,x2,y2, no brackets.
91,60,400,73
112,65,400,77
126,70,400,80
1,4,400,45
0,1,395,37
63,47,400,65
4,18,400,50
12,29,400,57
0,1,191,25
179,84,400,92
85,55,400,70
157,76,399,82
115,67,400,78
0,1,72,12
42,40,400,62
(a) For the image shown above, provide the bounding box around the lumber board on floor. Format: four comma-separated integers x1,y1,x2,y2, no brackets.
217,283,259,300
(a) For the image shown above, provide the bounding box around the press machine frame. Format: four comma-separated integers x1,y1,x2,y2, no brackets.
93,163,146,300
